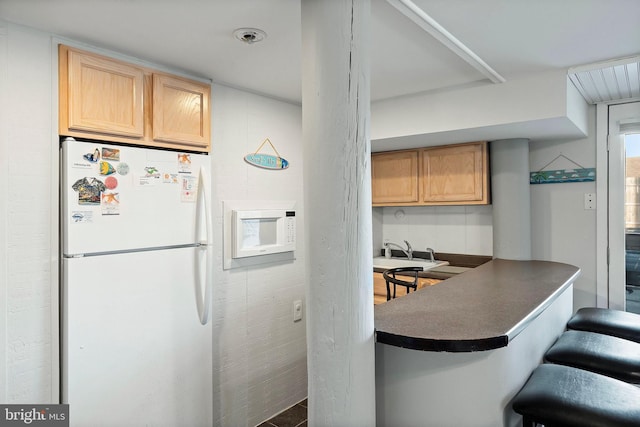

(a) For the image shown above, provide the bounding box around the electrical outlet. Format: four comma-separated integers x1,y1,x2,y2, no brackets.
293,300,303,322
584,193,596,210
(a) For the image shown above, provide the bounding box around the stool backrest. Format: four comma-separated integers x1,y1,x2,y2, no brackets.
383,267,423,301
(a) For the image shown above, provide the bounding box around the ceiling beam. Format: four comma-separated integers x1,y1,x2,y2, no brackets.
386,0,506,84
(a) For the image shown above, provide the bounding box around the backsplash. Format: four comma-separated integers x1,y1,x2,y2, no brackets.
374,205,493,257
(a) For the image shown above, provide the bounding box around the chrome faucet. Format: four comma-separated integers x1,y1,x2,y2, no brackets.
385,240,413,260
426,247,435,262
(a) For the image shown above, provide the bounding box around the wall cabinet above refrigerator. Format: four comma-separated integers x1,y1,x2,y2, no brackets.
59,44,211,152
372,141,490,206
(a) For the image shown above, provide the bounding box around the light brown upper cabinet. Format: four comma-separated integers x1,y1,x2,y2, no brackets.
372,150,420,205
152,73,210,148
61,47,145,138
421,141,488,204
59,45,211,152
372,141,489,207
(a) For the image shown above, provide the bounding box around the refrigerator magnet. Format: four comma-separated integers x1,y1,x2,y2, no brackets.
181,175,197,202
71,211,93,223
178,154,192,173
101,147,120,161
135,170,160,186
144,166,160,178
117,163,130,176
163,172,179,184
101,192,120,215
100,161,116,175
104,176,118,190
136,174,157,186
72,177,106,205
83,148,100,163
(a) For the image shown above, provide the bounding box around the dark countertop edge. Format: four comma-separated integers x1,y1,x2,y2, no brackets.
375,331,508,352
504,267,581,342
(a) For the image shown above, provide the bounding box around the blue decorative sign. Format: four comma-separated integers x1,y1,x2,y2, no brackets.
530,154,595,184
245,138,289,170
244,153,289,169
530,168,596,184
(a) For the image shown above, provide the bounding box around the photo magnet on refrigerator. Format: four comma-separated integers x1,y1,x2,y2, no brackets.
102,147,120,161
178,153,192,173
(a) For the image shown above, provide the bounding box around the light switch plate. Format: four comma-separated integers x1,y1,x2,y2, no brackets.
584,193,596,210
293,300,303,322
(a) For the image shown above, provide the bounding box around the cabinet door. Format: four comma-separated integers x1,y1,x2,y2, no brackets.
418,277,442,288
421,142,488,204
372,151,419,205
152,73,210,149
373,272,388,305
65,48,145,138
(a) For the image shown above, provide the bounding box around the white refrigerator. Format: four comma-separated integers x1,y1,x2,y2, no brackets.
60,138,213,426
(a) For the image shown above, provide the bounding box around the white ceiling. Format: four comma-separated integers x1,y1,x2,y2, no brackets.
0,0,639,105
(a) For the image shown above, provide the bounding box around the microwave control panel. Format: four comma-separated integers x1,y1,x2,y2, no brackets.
286,211,296,244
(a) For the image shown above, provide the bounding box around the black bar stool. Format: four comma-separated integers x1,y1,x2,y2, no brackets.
567,307,640,343
512,364,640,427
544,329,640,384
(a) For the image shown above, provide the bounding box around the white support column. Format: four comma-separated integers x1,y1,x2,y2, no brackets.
301,1,376,426
491,138,532,260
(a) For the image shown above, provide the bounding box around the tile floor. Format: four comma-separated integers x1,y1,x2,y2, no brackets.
259,399,307,427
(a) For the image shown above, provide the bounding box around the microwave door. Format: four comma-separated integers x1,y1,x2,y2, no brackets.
231,209,295,258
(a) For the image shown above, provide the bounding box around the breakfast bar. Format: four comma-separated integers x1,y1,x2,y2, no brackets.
374,259,581,427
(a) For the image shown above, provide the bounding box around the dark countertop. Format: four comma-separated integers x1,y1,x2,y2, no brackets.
374,259,581,352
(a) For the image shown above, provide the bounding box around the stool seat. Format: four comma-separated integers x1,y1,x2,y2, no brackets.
544,330,640,384
512,364,640,427
567,307,640,343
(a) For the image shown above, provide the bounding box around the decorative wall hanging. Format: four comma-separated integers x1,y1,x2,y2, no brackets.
244,138,289,170
530,154,595,184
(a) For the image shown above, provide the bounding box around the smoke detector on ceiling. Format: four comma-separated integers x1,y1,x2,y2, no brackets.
233,28,267,45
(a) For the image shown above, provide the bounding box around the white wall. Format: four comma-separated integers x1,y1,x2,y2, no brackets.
371,70,588,151
0,21,58,403
210,84,307,427
374,205,493,257
530,105,597,310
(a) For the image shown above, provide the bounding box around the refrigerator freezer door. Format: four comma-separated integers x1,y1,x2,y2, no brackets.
62,248,212,426
62,139,210,255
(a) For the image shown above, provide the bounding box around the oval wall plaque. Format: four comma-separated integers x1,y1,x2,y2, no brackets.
244,153,289,170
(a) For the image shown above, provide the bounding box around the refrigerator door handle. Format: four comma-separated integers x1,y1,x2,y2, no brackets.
195,166,213,325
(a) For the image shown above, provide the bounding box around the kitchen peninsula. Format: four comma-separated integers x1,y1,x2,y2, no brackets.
374,259,580,427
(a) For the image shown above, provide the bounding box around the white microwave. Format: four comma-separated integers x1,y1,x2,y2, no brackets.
231,209,296,258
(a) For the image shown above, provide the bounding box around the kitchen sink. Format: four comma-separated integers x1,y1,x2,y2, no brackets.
373,256,449,271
